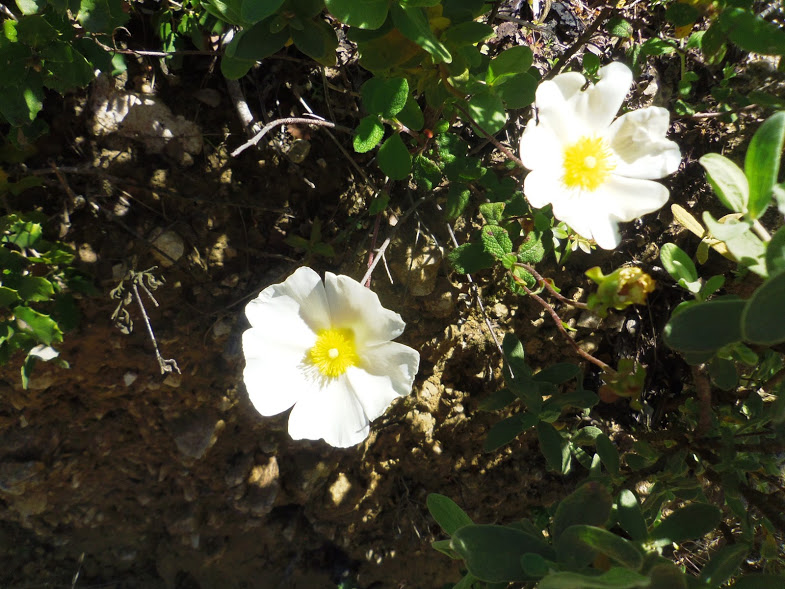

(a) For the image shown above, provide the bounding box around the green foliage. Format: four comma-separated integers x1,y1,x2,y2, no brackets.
1,212,86,386
0,1,127,140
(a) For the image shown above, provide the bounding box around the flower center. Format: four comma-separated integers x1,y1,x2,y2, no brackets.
309,328,359,378
562,136,615,191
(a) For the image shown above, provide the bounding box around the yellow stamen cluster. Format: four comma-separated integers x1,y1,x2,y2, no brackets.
562,136,615,191
309,328,359,378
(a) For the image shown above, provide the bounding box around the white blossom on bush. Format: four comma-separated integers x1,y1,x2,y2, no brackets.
242,267,420,448
519,61,681,249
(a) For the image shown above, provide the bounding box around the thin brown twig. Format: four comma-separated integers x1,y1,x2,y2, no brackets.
691,364,712,437
446,223,509,375
544,7,613,80
517,263,590,310
452,103,525,169
231,117,352,157
513,274,614,373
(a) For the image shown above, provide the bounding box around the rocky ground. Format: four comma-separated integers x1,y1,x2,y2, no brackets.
1,2,783,588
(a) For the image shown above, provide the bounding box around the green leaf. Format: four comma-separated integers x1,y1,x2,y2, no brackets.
616,490,647,542
703,212,767,276
377,133,411,180
16,0,46,15
596,434,619,475
497,72,537,109
539,568,650,589
451,524,553,583
557,525,643,570
241,0,285,23
77,0,129,33
665,2,700,27
18,276,54,302
533,363,580,385
520,552,548,578
41,42,95,94
361,77,409,118
663,297,745,353
721,8,785,55
484,412,538,452
390,3,451,63
396,93,424,130
699,543,748,587
413,154,441,190
583,52,600,76
353,115,384,153
745,111,785,219
487,45,533,85
442,21,494,46
741,270,785,345
640,38,677,56
767,226,785,275
220,55,255,80
426,493,473,535
445,184,471,219
518,233,544,264
480,225,512,259
537,421,570,474
699,153,749,213
0,286,20,308
649,503,721,547
291,17,338,66
648,563,688,589
16,15,58,48
553,482,613,540
230,20,289,62
730,574,785,589
13,305,63,345
708,356,738,390
324,0,390,29
660,243,699,292
479,202,505,224
606,17,633,38
447,241,495,274
467,90,507,135
479,387,517,411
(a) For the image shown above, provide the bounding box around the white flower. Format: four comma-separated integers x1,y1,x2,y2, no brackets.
242,267,420,448
520,62,681,249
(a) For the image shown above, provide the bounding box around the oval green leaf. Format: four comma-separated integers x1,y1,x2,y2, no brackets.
353,115,384,153
451,524,553,583
699,153,749,213
745,111,785,219
553,482,612,540
741,270,785,345
426,493,473,535
324,0,390,29
376,133,411,180
616,489,647,542
649,503,721,547
663,297,745,353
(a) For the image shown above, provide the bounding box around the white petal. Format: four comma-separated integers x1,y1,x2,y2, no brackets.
587,216,622,250
242,327,314,416
287,377,369,448
596,175,671,223
324,273,406,346
608,107,681,179
520,118,564,171
350,341,420,420
534,77,587,143
551,71,587,102
245,266,330,333
524,170,596,242
574,62,632,133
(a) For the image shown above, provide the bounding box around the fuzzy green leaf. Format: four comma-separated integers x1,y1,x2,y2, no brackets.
616,490,647,542
447,242,494,274
537,421,570,474
353,115,384,153
650,503,721,547
484,412,538,452
480,225,512,259
467,90,507,135
767,226,785,275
